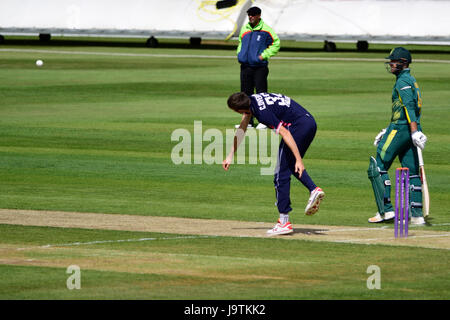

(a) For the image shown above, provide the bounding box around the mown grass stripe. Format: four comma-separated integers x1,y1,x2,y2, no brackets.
2,48,450,63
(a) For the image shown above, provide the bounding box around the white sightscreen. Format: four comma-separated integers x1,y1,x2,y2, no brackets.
1,0,449,43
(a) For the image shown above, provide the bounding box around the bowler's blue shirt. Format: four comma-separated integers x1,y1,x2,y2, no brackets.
250,93,309,133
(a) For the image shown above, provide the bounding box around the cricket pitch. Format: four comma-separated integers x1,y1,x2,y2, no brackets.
1,209,449,250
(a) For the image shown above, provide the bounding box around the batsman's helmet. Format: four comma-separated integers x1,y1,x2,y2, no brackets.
386,47,412,63
385,47,412,74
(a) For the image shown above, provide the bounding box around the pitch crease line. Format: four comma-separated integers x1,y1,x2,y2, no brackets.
334,232,450,243
38,235,216,249
314,226,390,233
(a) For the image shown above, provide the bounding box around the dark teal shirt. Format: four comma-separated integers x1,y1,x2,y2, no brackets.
391,69,422,125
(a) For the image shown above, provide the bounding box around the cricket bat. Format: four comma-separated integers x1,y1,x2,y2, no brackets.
417,147,430,217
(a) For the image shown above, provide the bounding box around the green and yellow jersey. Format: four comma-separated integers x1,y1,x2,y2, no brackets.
391,69,422,125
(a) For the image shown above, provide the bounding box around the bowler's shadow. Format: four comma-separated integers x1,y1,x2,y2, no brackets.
232,226,329,236
293,228,328,236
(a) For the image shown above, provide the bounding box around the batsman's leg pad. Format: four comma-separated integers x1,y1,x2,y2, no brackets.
368,156,385,214
409,175,423,217
379,170,393,212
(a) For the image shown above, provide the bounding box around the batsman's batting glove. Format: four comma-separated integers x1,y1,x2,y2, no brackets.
411,131,427,150
373,128,387,147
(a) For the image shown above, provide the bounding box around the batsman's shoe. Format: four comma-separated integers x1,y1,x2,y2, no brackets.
411,216,426,225
384,211,395,221
267,219,293,236
305,187,325,216
256,123,267,130
368,211,395,223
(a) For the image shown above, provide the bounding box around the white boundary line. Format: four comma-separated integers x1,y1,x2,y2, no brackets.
0,48,234,59
1,48,450,63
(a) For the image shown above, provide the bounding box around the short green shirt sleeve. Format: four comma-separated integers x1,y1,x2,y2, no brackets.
396,79,418,123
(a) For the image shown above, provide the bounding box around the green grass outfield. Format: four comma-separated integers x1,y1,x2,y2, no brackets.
0,37,449,300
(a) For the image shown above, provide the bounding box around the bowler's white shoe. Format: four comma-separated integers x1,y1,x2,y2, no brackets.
411,216,426,225
267,219,293,236
256,123,267,130
368,211,395,223
305,187,325,216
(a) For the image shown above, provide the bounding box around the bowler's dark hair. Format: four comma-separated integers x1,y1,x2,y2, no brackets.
227,92,251,112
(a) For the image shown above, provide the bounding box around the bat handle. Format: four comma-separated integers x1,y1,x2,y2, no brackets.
417,147,424,167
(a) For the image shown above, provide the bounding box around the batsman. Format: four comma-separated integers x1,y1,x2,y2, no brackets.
368,47,427,225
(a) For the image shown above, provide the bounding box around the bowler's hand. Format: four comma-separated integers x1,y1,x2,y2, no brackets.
222,159,230,171
222,156,232,171
295,160,305,178
258,55,263,61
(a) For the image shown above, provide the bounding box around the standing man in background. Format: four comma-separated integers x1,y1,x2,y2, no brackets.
236,6,280,129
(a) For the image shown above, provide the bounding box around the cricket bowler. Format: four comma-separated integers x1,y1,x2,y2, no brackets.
223,92,325,235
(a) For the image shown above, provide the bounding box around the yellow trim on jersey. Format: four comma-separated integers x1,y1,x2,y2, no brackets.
403,106,412,123
396,89,412,124
414,82,423,112
381,130,397,160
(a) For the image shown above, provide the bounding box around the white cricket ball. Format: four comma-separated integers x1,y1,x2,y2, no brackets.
36,59,44,67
